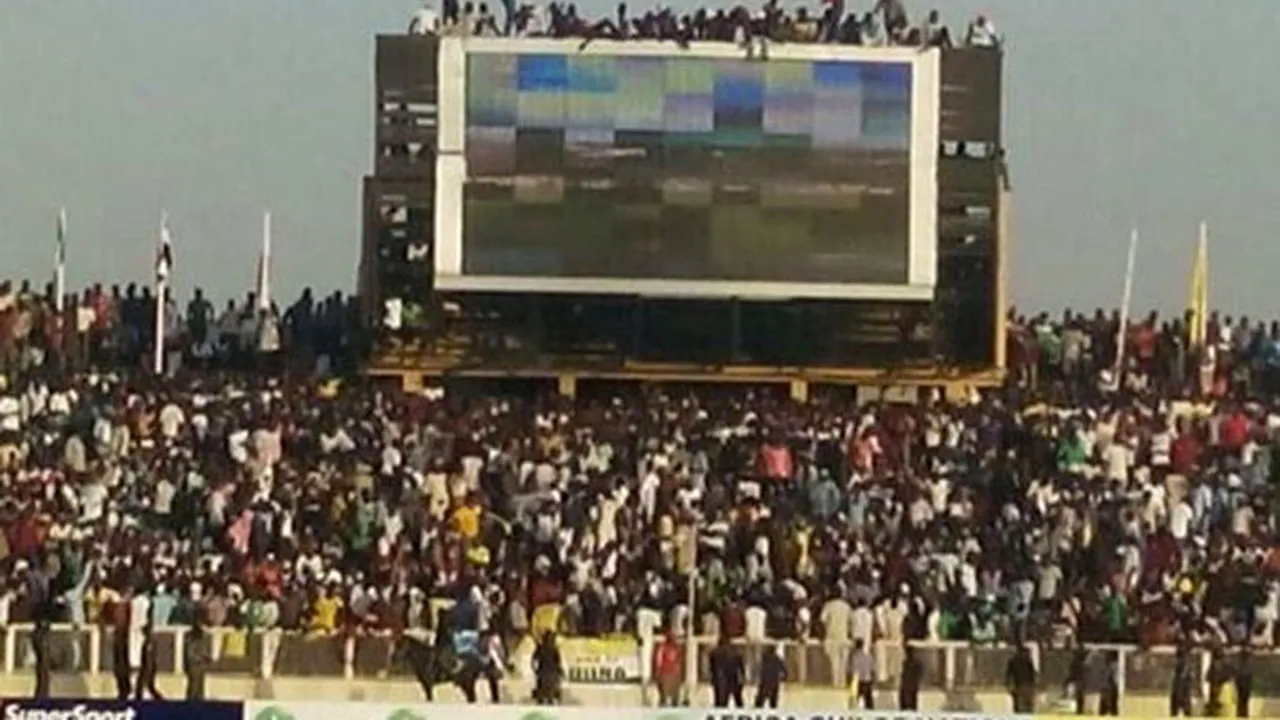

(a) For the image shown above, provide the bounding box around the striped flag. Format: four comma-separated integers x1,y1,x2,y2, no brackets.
55,208,67,313
56,208,67,268
156,214,174,284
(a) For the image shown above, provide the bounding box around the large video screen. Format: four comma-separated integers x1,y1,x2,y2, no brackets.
462,51,911,285
433,40,940,299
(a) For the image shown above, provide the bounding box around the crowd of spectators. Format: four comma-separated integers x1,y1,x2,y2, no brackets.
409,0,1000,51
3,277,1280,688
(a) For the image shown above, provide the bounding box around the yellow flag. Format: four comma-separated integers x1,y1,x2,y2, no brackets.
1187,222,1209,348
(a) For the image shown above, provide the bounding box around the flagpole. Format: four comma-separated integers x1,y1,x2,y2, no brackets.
154,280,166,375
1113,228,1139,382
1188,221,1209,348
154,213,168,375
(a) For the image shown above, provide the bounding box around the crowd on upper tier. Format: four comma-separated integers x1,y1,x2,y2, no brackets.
1,279,1278,681
408,0,1001,50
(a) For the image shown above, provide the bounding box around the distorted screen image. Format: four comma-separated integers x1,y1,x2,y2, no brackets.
462,52,913,286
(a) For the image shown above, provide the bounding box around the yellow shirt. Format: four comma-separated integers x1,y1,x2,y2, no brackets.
453,505,481,540
312,595,343,633
530,604,561,638
87,587,120,625
1215,681,1237,717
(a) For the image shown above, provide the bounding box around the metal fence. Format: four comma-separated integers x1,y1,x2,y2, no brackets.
6,624,1276,698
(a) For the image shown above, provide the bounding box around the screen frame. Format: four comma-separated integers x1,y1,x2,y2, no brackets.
435,37,940,302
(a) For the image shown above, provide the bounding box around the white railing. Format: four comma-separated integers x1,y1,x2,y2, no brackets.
0,624,1263,699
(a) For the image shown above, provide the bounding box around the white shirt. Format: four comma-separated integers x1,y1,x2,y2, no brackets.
1151,431,1172,467
636,607,662,640
0,395,21,432
49,389,74,416
228,428,250,465
1103,443,1132,483
129,595,151,631
959,561,978,597
154,479,176,515
851,606,875,648
1234,505,1255,536
744,606,768,641
383,298,403,330
409,6,440,35
968,19,999,47
79,482,107,523
1170,501,1193,540
159,403,185,439
76,306,96,333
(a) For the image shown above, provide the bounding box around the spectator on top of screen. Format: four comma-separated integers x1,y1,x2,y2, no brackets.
406,7,433,35
919,9,952,48
409,2,441,35
966,14,1000,48
421,0,997,51
872,0,908,38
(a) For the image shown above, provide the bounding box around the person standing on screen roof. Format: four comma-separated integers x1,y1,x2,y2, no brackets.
409,3,440,34
872,0,907,40
498,0,516,35
966,14,1000,47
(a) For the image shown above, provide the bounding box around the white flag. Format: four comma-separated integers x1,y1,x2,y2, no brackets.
257,211,272,310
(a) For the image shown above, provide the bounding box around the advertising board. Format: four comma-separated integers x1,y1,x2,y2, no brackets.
434,37,940,302
508,635,642,684
242,705,1024,720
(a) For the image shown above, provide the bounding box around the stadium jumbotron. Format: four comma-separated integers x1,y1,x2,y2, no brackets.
361,14,1006,399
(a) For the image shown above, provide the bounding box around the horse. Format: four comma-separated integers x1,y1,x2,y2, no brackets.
396,630,498,702
396,634,458,701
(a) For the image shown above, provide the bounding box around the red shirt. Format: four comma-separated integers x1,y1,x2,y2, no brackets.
1220,412,1251,451
720,603,745,638
1170,432,1202,475
653,640,682,678
758,443,792,480
1134,325,1157,360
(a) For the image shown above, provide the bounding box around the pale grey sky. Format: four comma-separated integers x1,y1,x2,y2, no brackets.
2,1,1277,315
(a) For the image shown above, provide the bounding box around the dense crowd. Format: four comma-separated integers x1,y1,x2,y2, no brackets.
2,279,1279,688
409,0,1000,50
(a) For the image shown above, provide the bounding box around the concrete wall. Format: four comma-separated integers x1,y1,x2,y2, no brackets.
12,674,1278,718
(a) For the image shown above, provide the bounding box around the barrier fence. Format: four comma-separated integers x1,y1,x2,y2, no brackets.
3,624,1273,696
